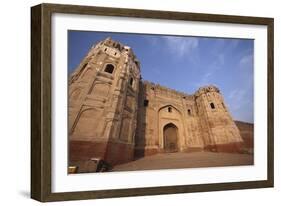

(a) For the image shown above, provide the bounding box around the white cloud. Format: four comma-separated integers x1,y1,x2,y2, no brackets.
228,89,246,101
162,36,199,58
227,88,253,122
227,89,249,111
195,52,225,87
239,54,253,66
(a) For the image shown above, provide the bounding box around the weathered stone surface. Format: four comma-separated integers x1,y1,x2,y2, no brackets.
235,121,254,154
68,37,246,168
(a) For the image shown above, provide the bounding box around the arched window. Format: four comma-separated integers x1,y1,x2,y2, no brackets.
104,64,114,74
129,77,134,86
168,107,172,113
144,99,149,107
188,109,191,115
210,102,215,109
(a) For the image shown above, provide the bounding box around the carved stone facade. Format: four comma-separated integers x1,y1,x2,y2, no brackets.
69,37,244,166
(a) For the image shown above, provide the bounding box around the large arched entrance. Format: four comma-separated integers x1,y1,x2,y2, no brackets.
163,123,178,152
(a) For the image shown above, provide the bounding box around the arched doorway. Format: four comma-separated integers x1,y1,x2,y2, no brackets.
163,123,178,152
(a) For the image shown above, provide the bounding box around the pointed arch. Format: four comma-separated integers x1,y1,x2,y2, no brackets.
158,104,182,115
104,64,115,74
72,108,103,137
163,123,178,152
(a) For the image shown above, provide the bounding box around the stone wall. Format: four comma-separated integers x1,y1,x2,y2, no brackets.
135,82,244,157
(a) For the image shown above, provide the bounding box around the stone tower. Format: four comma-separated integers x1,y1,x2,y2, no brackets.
194,86,244,152
68,37,141,166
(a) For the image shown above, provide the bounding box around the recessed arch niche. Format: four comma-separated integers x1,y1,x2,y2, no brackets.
72,108,103,139
158,105,185,150
163,123,179,152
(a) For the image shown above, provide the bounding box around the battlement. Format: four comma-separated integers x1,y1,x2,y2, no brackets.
95,37,140,68
141,81,222,102
194,85,220,98
142,80,193,99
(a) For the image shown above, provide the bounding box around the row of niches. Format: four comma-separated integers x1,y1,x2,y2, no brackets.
102,44,134,57
167,106,194,116
100,41,140,65
167,107,194,117
166,106,194,116
103,46,120,58
102,38,124,51
142,99,195,117
101,39,140,65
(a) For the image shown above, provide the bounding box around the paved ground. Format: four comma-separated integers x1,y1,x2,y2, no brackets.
112,152,253,172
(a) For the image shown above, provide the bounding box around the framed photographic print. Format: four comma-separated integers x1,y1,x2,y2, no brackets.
31,3,274,202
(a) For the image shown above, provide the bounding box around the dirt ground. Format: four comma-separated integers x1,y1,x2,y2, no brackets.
112,152,254,172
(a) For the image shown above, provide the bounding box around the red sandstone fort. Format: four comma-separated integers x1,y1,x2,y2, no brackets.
68,38,248,170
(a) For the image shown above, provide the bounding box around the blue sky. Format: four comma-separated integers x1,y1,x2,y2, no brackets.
68,31,254,123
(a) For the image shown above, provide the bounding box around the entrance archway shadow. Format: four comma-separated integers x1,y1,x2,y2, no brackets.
163,123,178,153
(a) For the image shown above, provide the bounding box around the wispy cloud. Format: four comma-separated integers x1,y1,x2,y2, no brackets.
195,53,225,87
228,89,246,102
227,88,251,114
195,71,213,87
194,39,241,88
239,54,253,67
212,38,239,53
162,36,199,58
227,88,253,122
